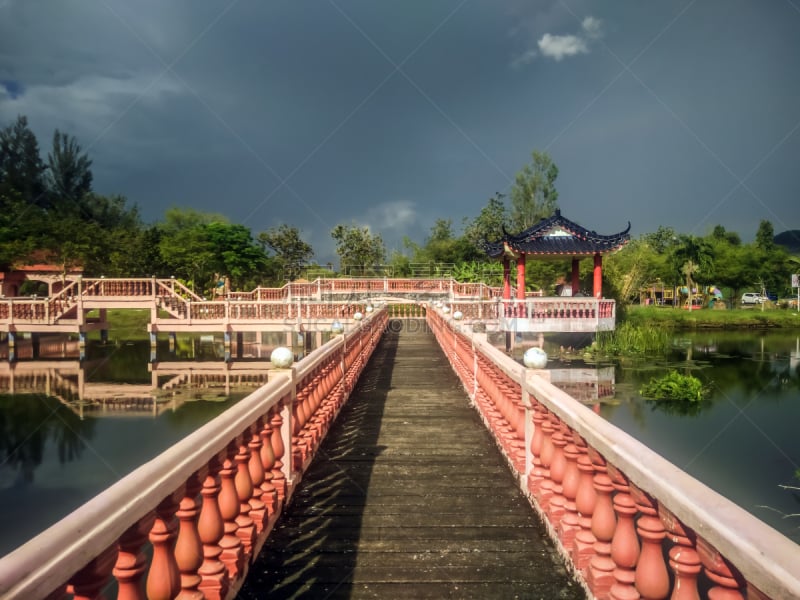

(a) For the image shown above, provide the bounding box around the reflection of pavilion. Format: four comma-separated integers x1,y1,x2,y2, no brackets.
0,359,270,418
547,366,616,402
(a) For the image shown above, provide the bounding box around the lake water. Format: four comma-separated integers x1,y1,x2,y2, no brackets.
537,330,800,544
0,333,304,557
2,329,798,558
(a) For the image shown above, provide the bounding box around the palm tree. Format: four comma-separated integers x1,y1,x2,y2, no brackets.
672,235,713,310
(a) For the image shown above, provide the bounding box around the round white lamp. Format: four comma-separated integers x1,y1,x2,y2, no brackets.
442,306,450,314
331,320,344,335
270,346,294,368
353,311,364,321
523,347,548,369
453,310,463,320
365,304,374,313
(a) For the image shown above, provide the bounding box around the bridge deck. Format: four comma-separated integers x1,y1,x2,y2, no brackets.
239,319,586,599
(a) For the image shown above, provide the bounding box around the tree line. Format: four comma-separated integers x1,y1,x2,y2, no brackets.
1,115,797,303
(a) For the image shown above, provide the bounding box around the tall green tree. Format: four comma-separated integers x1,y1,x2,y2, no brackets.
46,130,93,210
258,224,313,280
755,220,775,252
509,150,559,232
0,115,47,207
330,224,386,272
672,235,713,306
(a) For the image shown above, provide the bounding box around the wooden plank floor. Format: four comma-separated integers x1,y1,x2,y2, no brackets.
239,319,587,599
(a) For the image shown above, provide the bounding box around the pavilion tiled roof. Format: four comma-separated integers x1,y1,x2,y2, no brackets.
482,209,630,258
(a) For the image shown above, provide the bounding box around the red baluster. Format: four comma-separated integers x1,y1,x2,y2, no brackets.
572,433,597,570
235,439,256,560
696,537,745,599
114,515,154,600
174,476,204,600
146,494,181,600
630,485,669,600
588,449,616,599
659,506,700,600
248,428,267,533
558,435,581,549
270,408,287,505
69,544,118,600
217,445,243,579
608,466,640,600
198,462,229,599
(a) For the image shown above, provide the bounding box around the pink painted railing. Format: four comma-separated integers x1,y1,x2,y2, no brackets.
440,298,616,323
0,310,387,600
427,309,800,600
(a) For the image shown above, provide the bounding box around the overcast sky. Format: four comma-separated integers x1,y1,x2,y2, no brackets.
1,1,798,262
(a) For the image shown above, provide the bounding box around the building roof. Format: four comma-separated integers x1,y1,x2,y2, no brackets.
481,209,630,259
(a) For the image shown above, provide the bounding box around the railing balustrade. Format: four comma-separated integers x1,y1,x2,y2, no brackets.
0,311,387,600
427,308,800,600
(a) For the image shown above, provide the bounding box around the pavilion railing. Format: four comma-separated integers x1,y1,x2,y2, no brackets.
0,310,387,600
427,308,800,600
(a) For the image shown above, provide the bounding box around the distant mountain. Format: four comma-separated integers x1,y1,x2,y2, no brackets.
774,230,800,254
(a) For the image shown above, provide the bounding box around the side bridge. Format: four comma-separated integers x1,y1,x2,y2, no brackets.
0,277,616,337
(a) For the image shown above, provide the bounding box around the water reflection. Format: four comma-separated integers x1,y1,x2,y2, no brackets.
0,357,272,419
0,338,277,556
0,394,95,483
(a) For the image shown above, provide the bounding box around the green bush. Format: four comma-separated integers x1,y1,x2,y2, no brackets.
640,371,708,403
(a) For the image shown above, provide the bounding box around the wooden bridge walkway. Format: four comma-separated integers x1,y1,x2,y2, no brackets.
238,319,586,599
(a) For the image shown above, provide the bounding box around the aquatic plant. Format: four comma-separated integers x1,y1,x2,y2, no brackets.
639,371,708,403
594,321,672,356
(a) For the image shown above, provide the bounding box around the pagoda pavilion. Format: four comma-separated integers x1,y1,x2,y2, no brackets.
481,209,631,300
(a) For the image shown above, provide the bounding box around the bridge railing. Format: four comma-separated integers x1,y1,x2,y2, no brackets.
427,308,800,600
0,310,388,600
438,298,615,322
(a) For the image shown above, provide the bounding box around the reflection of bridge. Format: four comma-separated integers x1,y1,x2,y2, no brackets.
0,277,616,350
1,309,797,600
0,359,271,419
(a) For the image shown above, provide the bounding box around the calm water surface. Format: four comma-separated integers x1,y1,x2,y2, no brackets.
538,330,800,543
0,336,288,557
2,330,798,557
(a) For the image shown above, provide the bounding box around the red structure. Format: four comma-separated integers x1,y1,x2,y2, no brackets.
481,210,630,299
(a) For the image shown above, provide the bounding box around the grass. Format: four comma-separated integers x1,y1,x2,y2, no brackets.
626,305,800,329
594,320,672,355
85,309,151,341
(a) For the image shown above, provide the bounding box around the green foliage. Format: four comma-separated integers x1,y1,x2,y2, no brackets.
464,193,507,245
594,321,672,355
640,371,709,403
46,129,93,208
257,224,313,280
509,150,558,233
330,224,386,271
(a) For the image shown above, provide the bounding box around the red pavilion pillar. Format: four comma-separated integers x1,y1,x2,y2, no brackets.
502,258,511,300
516,255,526,300
571,258,580,296
593,253,602,298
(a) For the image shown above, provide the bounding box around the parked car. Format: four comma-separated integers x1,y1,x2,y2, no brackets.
741,293,764,305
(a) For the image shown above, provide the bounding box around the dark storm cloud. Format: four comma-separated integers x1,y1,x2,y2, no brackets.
1,0,798,262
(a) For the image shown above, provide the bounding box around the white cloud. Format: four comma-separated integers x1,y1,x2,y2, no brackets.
510,48,538,69
538,34,589,61
365,201,418,231
582,16,604,40
514,15,604,64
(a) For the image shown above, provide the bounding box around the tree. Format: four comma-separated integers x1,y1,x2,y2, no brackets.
205,221,271,290
509,150,559,232
755,220,775,252
258,224,313,280
0,115,47,206
464,193,507,246
672,235,713,308
46,130,93,209
330,224,386,272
